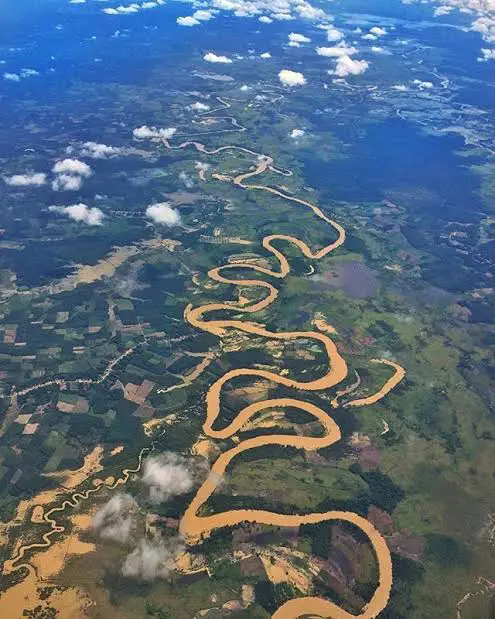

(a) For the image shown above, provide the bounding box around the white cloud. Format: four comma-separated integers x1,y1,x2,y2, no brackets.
316,44,357,57
179,171,194,188
326,28,344,42
362,33,377,41
259,15,272,23
20,68,38,77
51,174,83,191
141,452,194,502
145,203,182,227
392,84,409,91
290,129,305,138
102,1,165,15
92,493,138,542
331,55,369,77
3,68,39,82
188,101,210,111
52,158,92,177
51,158,92,192
471,16,495,44
203,52,233,63
193,9,214,20
122,537,184,581
4,172,47,186
371,46,386,53
213,0,237,8
200,0,329,24
4,72,20,82
433,5,453,16
78,142,121,158
240,84,251,91
288,41,300,47
278,69,306,86
271,12,295,20
195,161,210,173
49,203,104,225
295,2,326,20
369,26,387,36
260,52,271,58
478,47,495,61
288,32,311,43
132,126,176,140
412,79,434,89
177,16,200,26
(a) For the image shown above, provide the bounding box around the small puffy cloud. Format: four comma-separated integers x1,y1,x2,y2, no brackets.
392,84,409,91
4,172,47,186
141,452,194,502
259,15,272,23
92,493,138,542
51,158,92,191
371,46,385,53
326,28,344,42
193,9,213,20
3,68,38,82
369,26,387,36
316,44,357,57
3,72,20,82
471,16,495,44
122,537,184,581
102,1,164,15
188,101,210,111
290,129,305,139
278,69,306,86
240,84,251,91
295,2,327,21
177,16,200,26
412,79,433,89
203,52,232,63
434,5,453,17
289,32,311,44
132,126,176,140
331,55,369,77
271,12,295,21
52,158,92,177
20,68,39,77
362,33,377,41
78,142,121,158
49,203,104,225
179,171,194,188
51,174,83,191
260,52,271,58
145,203,181,227
478,48,495,61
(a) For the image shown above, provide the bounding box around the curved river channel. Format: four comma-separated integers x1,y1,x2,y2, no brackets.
161,128,405,618
4,104,405,619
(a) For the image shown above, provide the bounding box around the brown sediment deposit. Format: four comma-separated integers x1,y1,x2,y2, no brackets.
0,568,91,619
43,445,105,489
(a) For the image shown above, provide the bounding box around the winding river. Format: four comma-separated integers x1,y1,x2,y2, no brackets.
161,123,405,618
2,100,405,619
